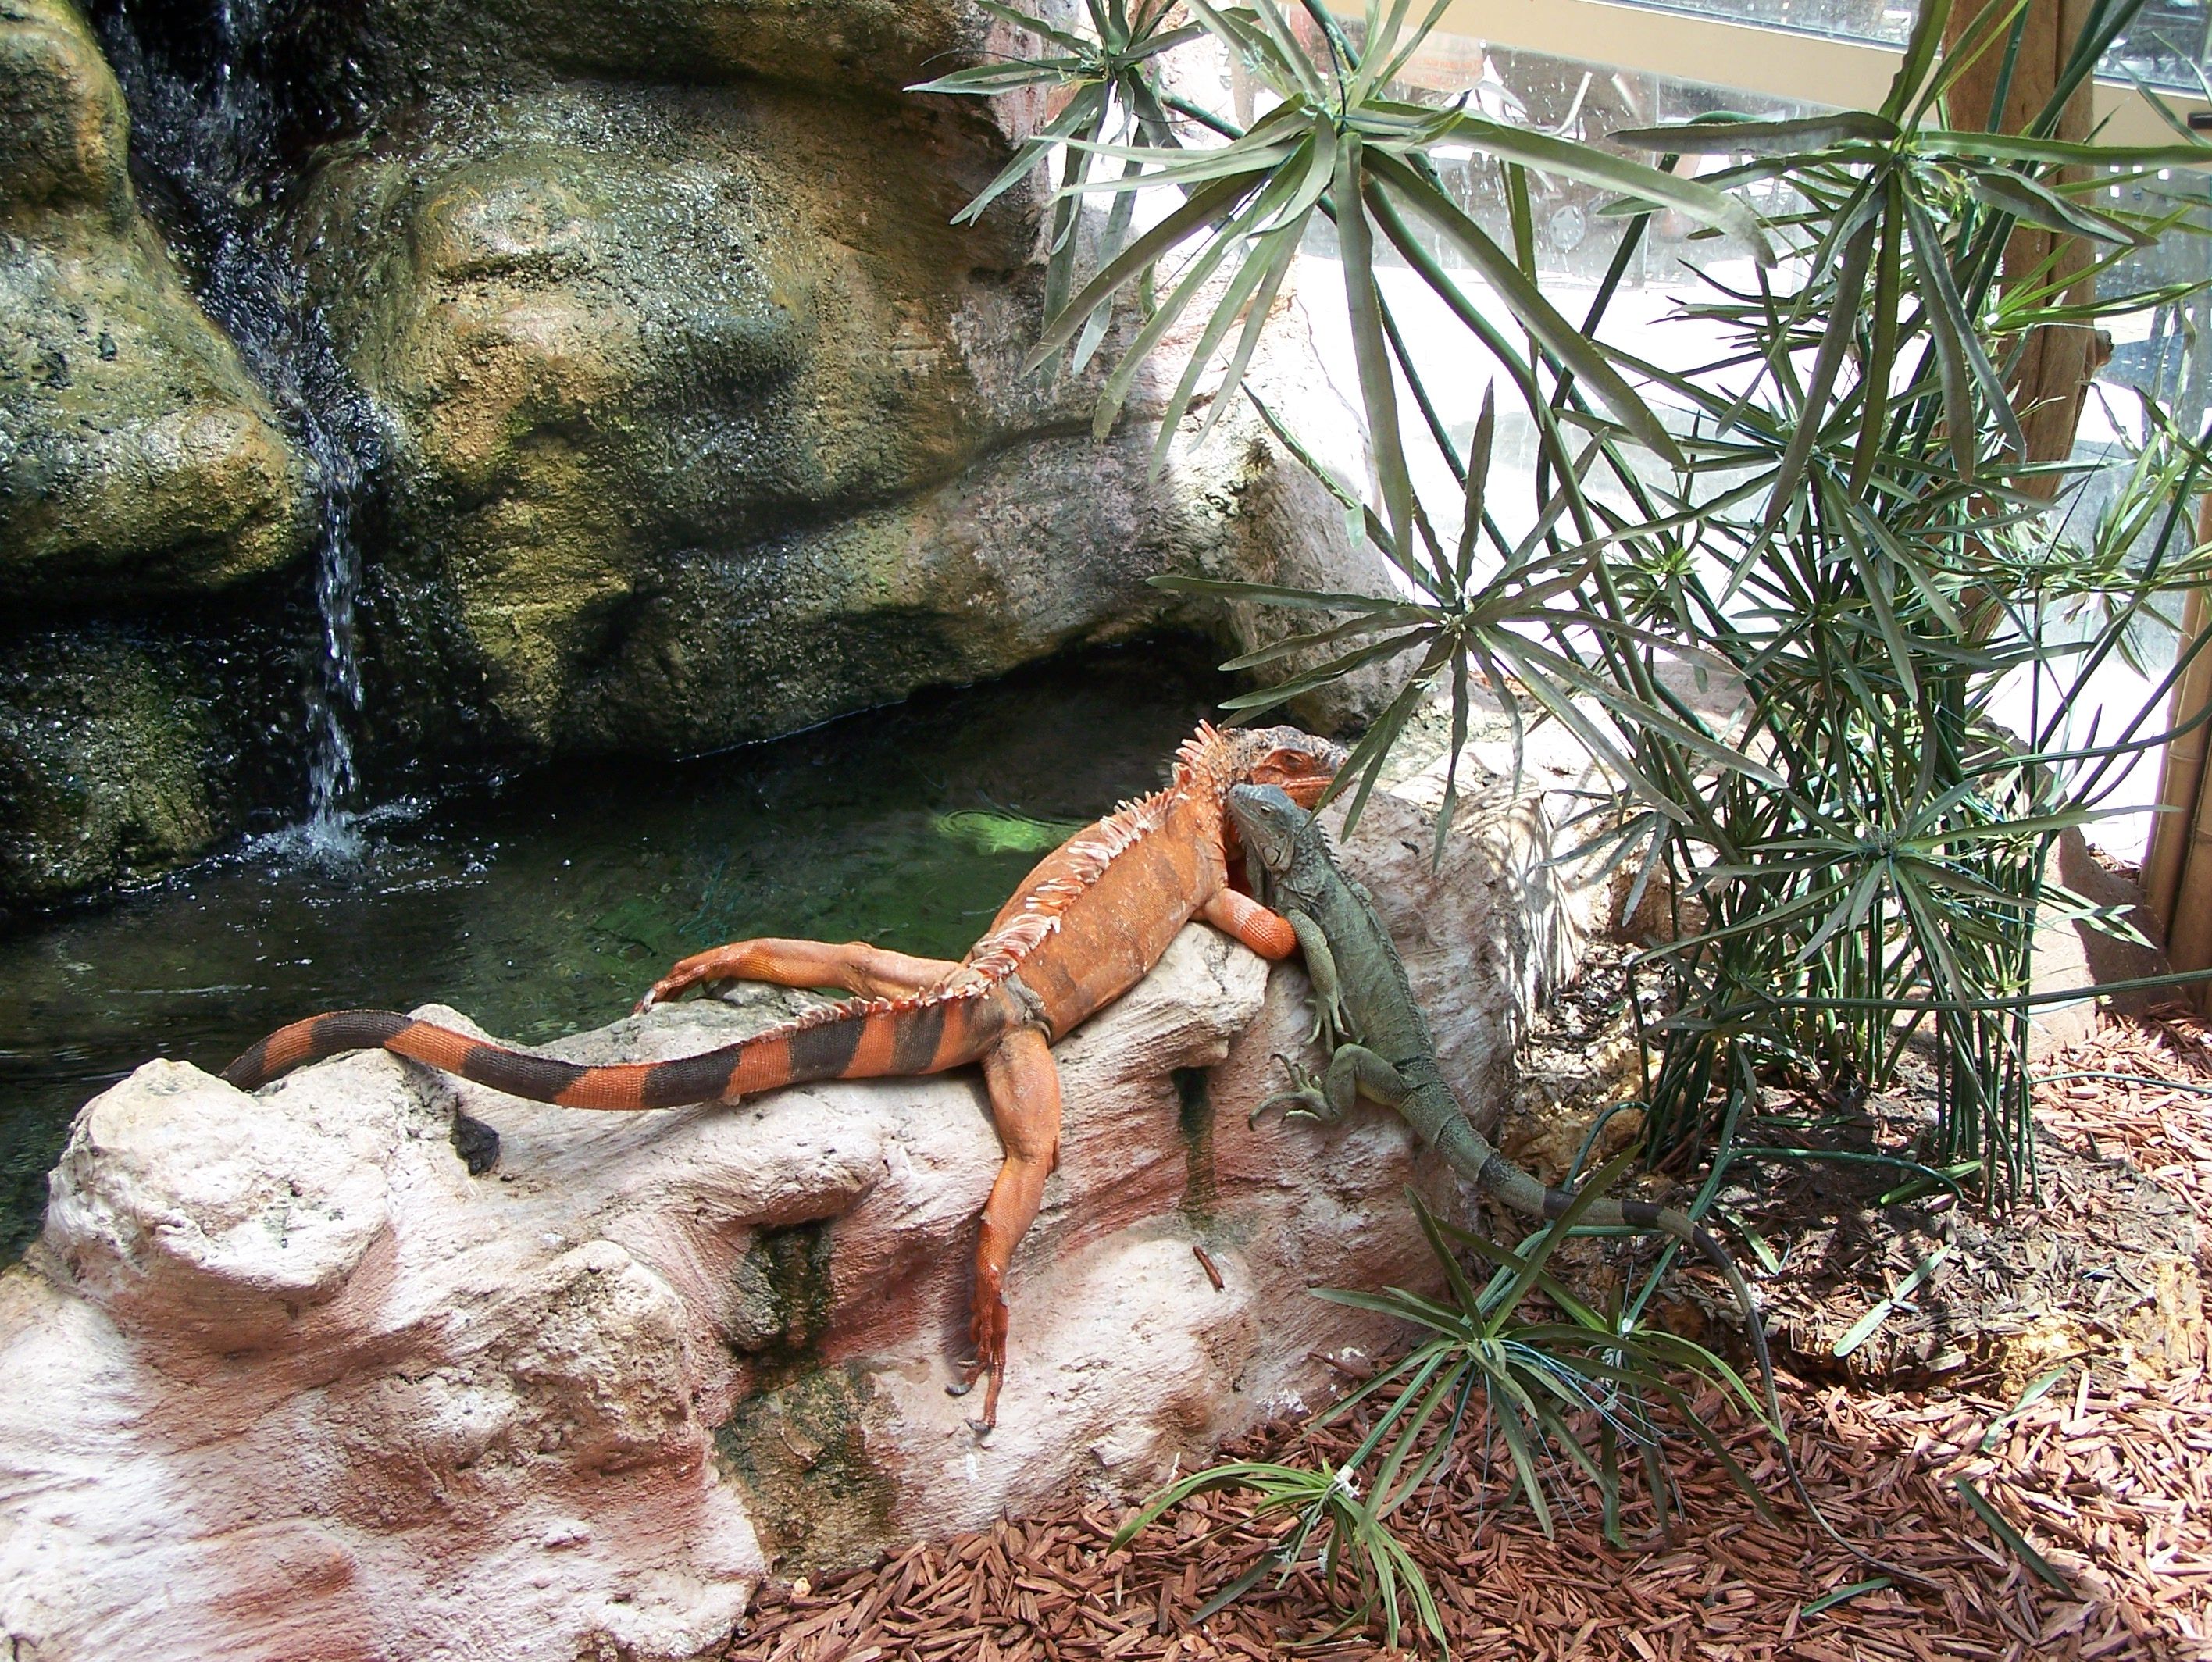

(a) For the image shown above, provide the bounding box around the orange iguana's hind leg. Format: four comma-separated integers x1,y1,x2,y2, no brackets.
947,1025,1061,1432
636,939,963,1011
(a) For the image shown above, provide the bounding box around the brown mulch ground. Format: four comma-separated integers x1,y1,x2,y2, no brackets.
1713,1051,2203,1391
726,1010,2212,1662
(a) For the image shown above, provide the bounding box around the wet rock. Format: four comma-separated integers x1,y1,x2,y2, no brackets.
1,0,132,222
291,68,1382,761
0,629,234,910
0,0,309,604
0,0,310,912
0,779,1607,1661
0,2,1386,915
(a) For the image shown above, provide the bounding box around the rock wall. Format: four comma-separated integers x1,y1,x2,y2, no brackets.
0,784,1611,1662
0,0,307,601
0,0,1388,914
0,0,312,908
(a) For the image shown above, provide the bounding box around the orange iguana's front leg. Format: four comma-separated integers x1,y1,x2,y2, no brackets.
636,938,965,1011
1200,887,1300,960
947,1024,1061,1432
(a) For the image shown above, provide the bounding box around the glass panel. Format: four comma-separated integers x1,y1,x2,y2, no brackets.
2058,167,2212,865
1283,30,2207,862
1625,0,1911,45
1617,0,2212,90
2096,169,2212,430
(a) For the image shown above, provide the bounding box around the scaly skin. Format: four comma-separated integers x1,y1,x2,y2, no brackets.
1226,784,1925,1582
225,723,1342,1428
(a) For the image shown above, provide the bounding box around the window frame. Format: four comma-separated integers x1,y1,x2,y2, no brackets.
1338,0,2211,144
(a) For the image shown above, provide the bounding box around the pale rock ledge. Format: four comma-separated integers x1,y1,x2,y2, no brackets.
0,788,1608,1662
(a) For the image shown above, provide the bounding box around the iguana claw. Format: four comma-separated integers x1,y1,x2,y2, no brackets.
944,1369,989,1436
633,947,733,1012
948,1355,997,1436
1300,1000,1336,1053
1250,1053,1340,1128
1307,994,1343,1050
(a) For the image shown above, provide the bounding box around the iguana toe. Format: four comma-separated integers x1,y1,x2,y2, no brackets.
1253,1086,1333,1127
1251,1051,1335,1128
634,970,705,1012
949,1353,1001,1434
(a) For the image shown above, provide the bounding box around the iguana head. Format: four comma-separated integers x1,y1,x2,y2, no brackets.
1226,783,1311,888
1176,722,1343,808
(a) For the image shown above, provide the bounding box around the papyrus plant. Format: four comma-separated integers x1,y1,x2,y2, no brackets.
922,0,2212,1200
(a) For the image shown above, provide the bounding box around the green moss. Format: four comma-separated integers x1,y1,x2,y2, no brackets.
715,1363,897,1574
715,1222,897,1574
0,629,233,910
1176,1066,1218,1222
727,1220,838,1360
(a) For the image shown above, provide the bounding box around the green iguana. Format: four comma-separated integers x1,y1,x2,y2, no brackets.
1226,782,1918,1579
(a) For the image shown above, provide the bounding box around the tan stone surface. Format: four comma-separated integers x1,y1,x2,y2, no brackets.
0,0,309,602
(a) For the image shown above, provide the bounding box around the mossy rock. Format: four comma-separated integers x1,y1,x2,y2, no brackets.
0,0,310,605
715,1364,897,1575
0,222,311,601
313,0,1001,105
290,79,1051,756
0,0,132,224
0,628,237,910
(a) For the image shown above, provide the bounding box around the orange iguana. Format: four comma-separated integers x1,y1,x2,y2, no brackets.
223,722,1342,1426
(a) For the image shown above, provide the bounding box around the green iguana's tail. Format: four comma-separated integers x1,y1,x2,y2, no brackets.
1432,1112,1932,1589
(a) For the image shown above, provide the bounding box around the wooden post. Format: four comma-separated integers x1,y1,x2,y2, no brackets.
1939,2,2207,1000
1943,0,2103,487
2145,497,2212,1008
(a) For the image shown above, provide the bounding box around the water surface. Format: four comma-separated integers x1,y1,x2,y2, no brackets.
0,645,1229,1261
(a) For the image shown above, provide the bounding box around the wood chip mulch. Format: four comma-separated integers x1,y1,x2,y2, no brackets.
726,1011,2212,1662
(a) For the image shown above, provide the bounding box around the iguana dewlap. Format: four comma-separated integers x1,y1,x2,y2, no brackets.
224,722,1342,1428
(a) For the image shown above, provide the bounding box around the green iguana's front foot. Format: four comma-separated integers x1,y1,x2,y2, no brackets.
1251,1043,1412,1132
1284,911,1345,1050
1250,1053,1345,1129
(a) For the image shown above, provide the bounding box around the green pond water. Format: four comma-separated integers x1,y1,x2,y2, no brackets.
0,644,1230,1262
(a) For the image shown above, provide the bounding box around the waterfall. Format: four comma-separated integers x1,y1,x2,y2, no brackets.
96,0,375,851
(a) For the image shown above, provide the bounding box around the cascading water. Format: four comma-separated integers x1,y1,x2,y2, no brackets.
301,379,366,835
95,0,376,852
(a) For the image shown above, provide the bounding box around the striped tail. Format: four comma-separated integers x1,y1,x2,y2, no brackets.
221,987,1012,1110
